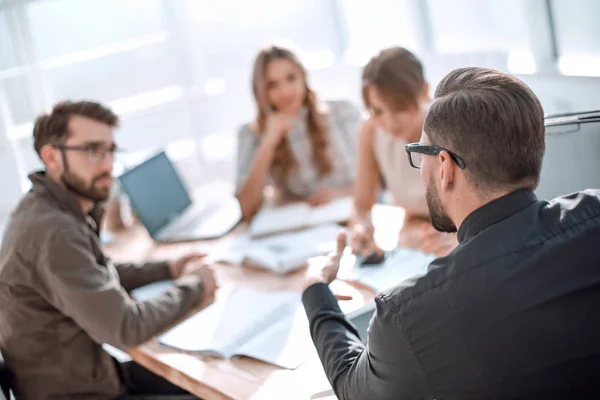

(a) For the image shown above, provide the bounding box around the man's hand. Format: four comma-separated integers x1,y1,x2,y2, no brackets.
180,261,218,308
351,222,384,259
168,252,207,279
303,230,347,291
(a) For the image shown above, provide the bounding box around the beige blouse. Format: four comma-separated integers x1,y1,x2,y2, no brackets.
373,128,429,216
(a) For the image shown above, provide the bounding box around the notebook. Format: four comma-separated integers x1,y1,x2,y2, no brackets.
208,224,344,274
132,285,310,369
248,196,353,237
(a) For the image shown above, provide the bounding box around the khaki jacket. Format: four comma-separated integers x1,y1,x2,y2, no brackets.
0,172,204,399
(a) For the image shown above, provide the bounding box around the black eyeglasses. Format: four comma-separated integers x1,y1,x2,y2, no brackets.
53,144,122,164
405,143,466,169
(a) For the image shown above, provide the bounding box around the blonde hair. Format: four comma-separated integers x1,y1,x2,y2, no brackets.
251,44,332,179
362,47,426,111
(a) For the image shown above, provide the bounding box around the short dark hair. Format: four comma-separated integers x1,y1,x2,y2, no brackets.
424,67,545,192
362,47,425,111
33,100,119,157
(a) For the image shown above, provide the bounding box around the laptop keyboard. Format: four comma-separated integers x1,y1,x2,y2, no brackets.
157,197,241,241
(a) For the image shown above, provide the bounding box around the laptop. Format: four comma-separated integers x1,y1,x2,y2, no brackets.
536,110,600,200
118,151,242,242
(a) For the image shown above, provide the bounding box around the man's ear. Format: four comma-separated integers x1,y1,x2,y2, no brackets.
39,145,60,170
439,150,455,193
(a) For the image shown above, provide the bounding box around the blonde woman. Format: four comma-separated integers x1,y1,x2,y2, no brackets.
236,44,361,219
352,47,458,258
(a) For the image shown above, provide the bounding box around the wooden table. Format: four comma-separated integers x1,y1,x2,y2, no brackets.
104,204,411,399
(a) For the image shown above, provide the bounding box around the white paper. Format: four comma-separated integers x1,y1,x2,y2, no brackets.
343,248,435,293
208,224,343,274
235,303,310,369
158,288,307,369
206,233,251,265
248,196,353,238
248,203,311,237
308,196,354,226
244,224,343,273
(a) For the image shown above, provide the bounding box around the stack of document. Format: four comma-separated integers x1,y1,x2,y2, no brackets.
248,196,353,238
132,285,310,369
208,224,344,274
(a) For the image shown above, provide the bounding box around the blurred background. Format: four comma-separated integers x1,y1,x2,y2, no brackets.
1,0,599,221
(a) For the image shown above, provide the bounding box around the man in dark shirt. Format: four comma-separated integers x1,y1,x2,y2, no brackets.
302,67,600,400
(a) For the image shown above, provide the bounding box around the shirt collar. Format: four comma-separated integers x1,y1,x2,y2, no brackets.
457,189,539,243
28,171,106,234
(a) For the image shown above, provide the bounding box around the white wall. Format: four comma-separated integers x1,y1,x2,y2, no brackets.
518,75,600,114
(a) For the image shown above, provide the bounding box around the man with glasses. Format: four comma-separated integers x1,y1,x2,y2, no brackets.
0,101,215,398
302,68,600,399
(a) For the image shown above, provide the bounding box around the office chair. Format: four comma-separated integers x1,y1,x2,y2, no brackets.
536,111,600,200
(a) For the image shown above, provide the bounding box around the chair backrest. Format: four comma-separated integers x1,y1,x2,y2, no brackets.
536,111,600,200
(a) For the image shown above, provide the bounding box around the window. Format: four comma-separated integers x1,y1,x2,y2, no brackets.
2,0,599,217
427,0,531,55
42,41,181,104
117,104,191,154
339,0,419,66
182,0,339,82
0,10,23,70
0,10,34,127
551,0,600,76
3,76,35,126
27,0,165,60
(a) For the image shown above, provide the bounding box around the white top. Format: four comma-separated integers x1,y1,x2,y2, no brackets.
373,128,429,216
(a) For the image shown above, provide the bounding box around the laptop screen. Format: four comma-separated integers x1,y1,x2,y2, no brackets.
119,152,192,236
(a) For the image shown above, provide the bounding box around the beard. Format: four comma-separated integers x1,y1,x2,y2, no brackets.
60,156,112,203
425,170,457,233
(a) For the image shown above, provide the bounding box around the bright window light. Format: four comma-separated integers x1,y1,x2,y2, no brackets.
0,66,30,80
41,31,169,70
303,50,335,70
109,85,185,117
203,77,227,97
117,138,197,171
507,50,537,74
558,54,600,77
166,139,197,161
7,122,34,141
200,132,235,162
343,47,374,67
21,178,32,194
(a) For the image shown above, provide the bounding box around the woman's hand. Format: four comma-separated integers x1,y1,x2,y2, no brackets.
263,113,297,147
